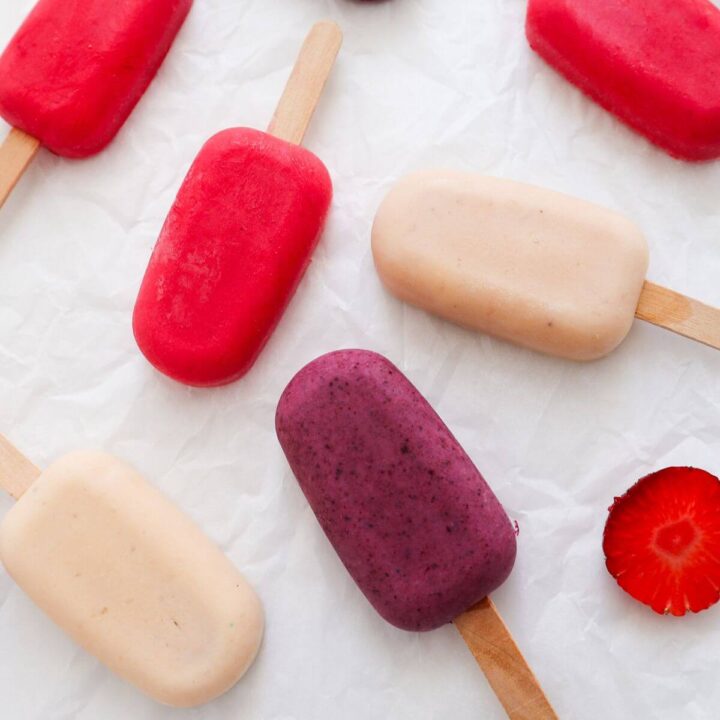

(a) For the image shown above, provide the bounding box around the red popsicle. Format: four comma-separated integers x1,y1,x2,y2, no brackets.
526,0,720,161
0,0,193,207
132,22,341,387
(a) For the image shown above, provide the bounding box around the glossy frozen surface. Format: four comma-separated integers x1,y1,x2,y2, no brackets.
276,350,517,631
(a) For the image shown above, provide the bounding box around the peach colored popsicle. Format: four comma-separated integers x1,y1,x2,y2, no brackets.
372,170,720,360
0,438,263,707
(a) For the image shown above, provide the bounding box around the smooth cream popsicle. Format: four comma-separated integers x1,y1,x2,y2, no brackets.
372,170,720,360
276,350,557,719
0,439,263,707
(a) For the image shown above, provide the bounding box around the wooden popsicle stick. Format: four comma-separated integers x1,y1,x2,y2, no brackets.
267,21,342,146
635,281,720,351
0,434,39,500
0,128,41,210
454,598,558,720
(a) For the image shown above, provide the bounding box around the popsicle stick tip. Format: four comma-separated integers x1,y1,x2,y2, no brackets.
0,434,41,500
311,20,343,43
0,128,40,210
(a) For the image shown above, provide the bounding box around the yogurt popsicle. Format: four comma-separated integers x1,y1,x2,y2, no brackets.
0,0,193,207
132,22,341,387
526,0,720,161
276,350,557,719
372,170,720,361
0,436,263,707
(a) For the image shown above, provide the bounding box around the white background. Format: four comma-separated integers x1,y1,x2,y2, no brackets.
1,0,719,718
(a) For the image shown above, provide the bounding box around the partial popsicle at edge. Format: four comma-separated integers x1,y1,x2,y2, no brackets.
0,434,263,707
0,0,193,209
276,350,557,720
133,21,342,387
526,0,720,161
372,170,720,361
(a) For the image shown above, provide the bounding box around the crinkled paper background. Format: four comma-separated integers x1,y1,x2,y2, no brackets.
1,0,719,718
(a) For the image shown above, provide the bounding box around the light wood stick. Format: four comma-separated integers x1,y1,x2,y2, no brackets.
454,598,558,720
0,434,40,500
635,281,720,351
0,128,41,210
267,21,342,146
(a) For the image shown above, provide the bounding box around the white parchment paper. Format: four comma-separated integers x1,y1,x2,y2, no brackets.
1,1,719,718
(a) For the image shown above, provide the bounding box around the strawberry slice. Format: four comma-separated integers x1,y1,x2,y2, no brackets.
603,467,720,616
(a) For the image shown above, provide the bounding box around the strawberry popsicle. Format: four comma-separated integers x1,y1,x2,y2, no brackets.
526,0,720,161
132,22,342,387
0,437,263,707
276,350,557,719
0,0,193,207
372,170,720,361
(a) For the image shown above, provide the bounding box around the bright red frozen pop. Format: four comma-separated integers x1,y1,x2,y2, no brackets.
133,22,341,387
526,0,720,161
0,0,193,207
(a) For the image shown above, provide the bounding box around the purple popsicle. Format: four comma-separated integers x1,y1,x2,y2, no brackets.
276,350,557,717
276,349,516,631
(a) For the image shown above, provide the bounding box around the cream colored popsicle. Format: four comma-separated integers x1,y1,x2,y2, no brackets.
0,438,263,708
372,170,720,360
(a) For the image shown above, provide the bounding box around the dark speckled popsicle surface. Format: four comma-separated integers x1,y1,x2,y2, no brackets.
275,349,517,631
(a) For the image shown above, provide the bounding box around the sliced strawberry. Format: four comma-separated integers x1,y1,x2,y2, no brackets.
603,467,720,617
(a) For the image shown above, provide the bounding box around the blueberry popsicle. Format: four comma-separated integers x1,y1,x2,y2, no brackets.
372,170,720,361
0,435,263,707
276,350,557,719
0,0,193,208
132,22,341,387
526,0,720,161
